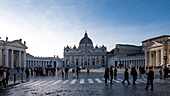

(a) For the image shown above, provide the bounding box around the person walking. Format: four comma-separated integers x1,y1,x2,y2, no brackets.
122,68,130,85
145,67,154,91
114,67,117,80
163,66,169,79
141,66,146,80
61,68,64,78
104,66,109,85
159,68,163,79
3,69,7,88
65,67,69,78
131,67,138,85
87,67,90,76
25,68,30,78
72,68,76,78
110,66,113,84
6,68,10,84
76,67,79,78
31,68,33,76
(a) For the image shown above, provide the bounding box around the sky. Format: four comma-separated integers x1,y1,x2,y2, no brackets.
0,0,170,58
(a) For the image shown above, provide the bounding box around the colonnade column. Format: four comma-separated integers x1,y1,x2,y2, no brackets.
0,48,2,66
83,56,84,67
90,56,92,66
5,49,8,67
104,56,106,66
156,50,159,66
87,56,88,67
64,56,66,67
19,51,21,67
24,51,26,68
149,51,152,66
70,56,72,67
95,56,97,65
11,50,14,68
161,49,164,64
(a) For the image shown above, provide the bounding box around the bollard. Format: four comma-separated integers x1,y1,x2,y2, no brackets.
14,74,16,83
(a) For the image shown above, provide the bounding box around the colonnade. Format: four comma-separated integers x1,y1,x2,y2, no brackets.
0,48,26,68
145,49,164,67
64,55,107,67
119,59,145,67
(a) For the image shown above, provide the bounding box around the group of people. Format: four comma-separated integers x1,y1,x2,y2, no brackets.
25,67,57,78
104,65,169,91
61,67,81,78
0,67,10,89
104,66,117,85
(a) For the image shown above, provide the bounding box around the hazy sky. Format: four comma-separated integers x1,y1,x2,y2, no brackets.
0,0,170,58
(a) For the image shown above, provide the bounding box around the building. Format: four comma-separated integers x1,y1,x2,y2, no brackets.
108,44,145,67
26,54,63,68
64,32,107,68
0,38,27,68
142,35,170,67
0,37,63,68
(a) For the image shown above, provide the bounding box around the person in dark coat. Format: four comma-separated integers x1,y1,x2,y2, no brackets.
114,67,117,80
141,66,146,80
163,66,169,79
65,67,69,78
159,68,163,79
6,68,10,84
25,68,30,78
131,67,138,85
31,68,33,76
104,66,109,85
145,67,154,91
76,67,79,78
122,68,130,85
110,66,113,84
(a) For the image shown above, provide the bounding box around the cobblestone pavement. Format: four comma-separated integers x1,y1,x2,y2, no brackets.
0,68,170,96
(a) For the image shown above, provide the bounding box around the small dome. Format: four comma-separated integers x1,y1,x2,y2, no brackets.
79,32,93,45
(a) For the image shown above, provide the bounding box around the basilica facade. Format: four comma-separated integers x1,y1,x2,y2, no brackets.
64,33,107,68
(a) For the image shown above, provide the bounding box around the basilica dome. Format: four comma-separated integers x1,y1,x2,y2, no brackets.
79,33,93,45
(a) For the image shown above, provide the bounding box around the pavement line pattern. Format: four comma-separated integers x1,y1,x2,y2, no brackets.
95,78,103,83
70,79,77,84
23,81,41,87
32,81,47,86
52,80,62,85
113,79,121,83
62,80,69,84
88,79,94,83
41,80,55,86
14,81,33,87
136,79,146,83
80,79,85,84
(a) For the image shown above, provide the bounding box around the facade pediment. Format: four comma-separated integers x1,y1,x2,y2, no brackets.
145,41,163,49
7,41,28,49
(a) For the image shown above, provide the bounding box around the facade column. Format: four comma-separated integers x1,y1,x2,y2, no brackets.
83,56,84,67
74,56,76,66
24,51,26,68
161,49,164,65
64,56,66,67
0,48,2,66
149,51,152,66
95,56,97,65
90,56,92,66
104,56,107,66
70,56,72,67
5,49,9,67
156,50,159,66
78,56,81,66
145,51,147,67
46,61,47,68
19,51,21,67
11,50,14,68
